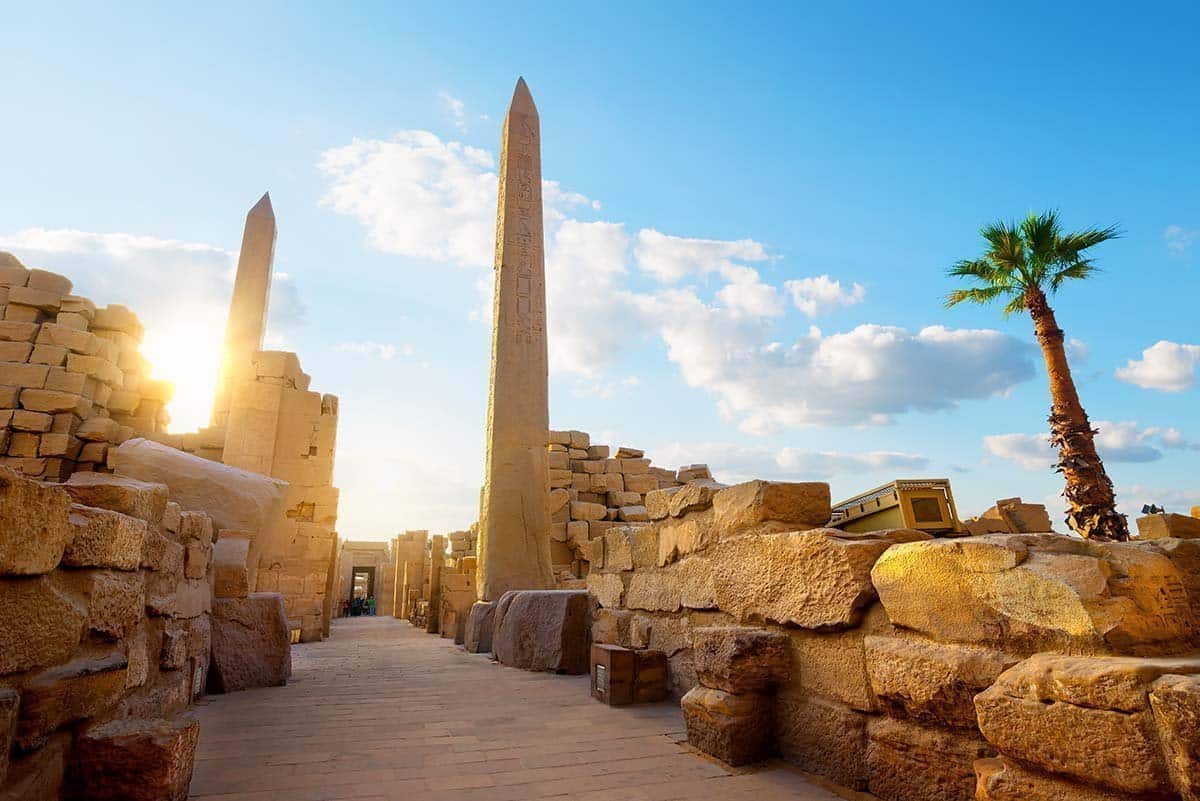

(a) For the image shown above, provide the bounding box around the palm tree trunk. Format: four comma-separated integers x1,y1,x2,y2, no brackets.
1026,287,1129,541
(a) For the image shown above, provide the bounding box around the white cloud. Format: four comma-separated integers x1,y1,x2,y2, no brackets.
0,228,305,433
336,341,398,360
318,129,1037,430
1165,225,1197,254
439,91,468,132
632,228,768,284
652,441,928,485
1116,340,1200,392
985,421,1194,471
318,131,497,267
784,275,866,317
1066,337,1089,363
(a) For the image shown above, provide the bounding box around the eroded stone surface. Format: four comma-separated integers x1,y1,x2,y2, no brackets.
693,626,789,693
712,480,831,535
1148,673,1200,801
62,505,146,571
777,694,867,790
681,686,773,766
974,757,1134,801
209,592,291,693
866,716,992,801
0,466,73,575
0,575,86,674
493,590,589,674
63,472,168,524
66,716,199,801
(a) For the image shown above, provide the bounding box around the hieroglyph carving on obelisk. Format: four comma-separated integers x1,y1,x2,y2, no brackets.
212,192,276,427
476,78,554,601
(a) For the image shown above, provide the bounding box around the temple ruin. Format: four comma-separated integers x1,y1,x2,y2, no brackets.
2,75,1199,801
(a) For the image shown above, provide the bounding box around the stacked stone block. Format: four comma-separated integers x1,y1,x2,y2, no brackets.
547,428,710,578
587,475,1200,800
0,466,212,799
0,253,172,483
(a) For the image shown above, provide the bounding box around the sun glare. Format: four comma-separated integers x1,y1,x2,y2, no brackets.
139,305,224,433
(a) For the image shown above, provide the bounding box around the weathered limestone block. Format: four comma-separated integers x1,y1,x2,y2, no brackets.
493,590,590,674
668,480,723,518
587,571,624,608
211,534,251,598
209,592,291,692
112,438,289,569
183,539,211,580
713,480,831,535
974,653,1200,795
974,757,1134,801
776,694,868,790
645,486,680,520
693,627,789,693
1149,673,1200,800
144,574,210,620
62,505,146,571
570,500,606,521
0,575,86,674
872,533,1200,654
866,716,993,801
711,529,891,629
65,717,199,801
0,466,73,575
1138,512,1200,540
601,528,634,571
656,512,715,566
16,653,128,750
141,531,184,575
592,607,633,646
463,600,496,653
865,636,1019,730
782,627,876,712
680,686,773,766
63,473,168,524
55,570,145,640
0,730,69,801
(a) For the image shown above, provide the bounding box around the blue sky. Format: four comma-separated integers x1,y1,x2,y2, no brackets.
3,2,1198,538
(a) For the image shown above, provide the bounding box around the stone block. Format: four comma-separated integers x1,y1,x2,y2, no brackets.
865,635,1018,730
463,600,496,653
141,531,184,575
975,653,1200,795
212,534,251,598
591,607,633,645
866,717,993,801
0,361,49,388
713,480,831,534
183,539,211,580
645,486,681,521
668,480,722,518
617,505,649,522
0,687,16,785
676,464,711,482
63,472,168,524
624,473,657,493
693,626,789,693
0,341,32,362
587,571,624,608
209,592,291,692
8,285,63,312
62,504,146,571
0,465,73,575
36,323,98,355
974,757,1134,801
776,694,868,790
30,344,67,366
65,717,199,801
872,533,1200,654
0,730,69,801
1148,673,1200,801
26,269,71,296
0,575,86,673
656,513,716,565
56,569,145,639
0,320,37,341
493,590,590,673
16,653,128,750
680,686,773,766
1138,512,1200,540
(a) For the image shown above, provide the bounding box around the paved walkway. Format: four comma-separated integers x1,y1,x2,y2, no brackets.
188,616,848,801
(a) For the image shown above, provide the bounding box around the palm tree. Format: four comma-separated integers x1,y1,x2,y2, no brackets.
946,210,1128,541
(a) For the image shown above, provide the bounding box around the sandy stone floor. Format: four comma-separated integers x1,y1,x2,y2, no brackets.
188,616,848,801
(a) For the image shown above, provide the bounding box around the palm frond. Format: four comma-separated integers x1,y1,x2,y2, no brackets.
1050,259,1099,291
980,221,1027,273
1002,293,1028,317
1056,225,1121,262
948,258,1006,281
1021,210,1061,279
945,285,1017,308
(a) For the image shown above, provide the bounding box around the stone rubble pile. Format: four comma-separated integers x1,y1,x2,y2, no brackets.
0,253,172,483
546,428,712,577
587,476,1200,801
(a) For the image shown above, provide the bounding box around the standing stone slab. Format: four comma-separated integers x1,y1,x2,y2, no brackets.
463,600,496,653
476,78,554,602
493,590,589,673
208,592,291,693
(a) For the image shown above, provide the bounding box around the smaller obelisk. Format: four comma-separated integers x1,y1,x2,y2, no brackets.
211,192,276,428
475,78,555,603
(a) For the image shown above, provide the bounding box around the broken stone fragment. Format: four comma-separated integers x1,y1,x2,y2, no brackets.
211,534,251,598
63,472,169,524
692,626,790,694
680,686,774,766
0,466,73,575
65,717,200,801
62,505,147,571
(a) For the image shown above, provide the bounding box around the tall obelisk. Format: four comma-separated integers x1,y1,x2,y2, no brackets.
212,192,276,428
476,78,554,602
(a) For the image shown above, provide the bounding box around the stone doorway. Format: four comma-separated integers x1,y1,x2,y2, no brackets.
350,566,375,603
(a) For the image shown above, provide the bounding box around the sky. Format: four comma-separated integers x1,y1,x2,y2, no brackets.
2,2,1198,540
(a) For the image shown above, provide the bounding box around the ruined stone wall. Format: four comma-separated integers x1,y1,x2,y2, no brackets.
546,428,706,580
0,467,213,799
160,350,340,643
588,477,1200,801
0,253,172,483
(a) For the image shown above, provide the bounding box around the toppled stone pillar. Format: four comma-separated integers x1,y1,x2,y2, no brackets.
211,193,275,428
476,78,554,602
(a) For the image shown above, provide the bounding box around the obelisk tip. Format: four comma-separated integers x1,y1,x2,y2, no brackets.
509,77,537,116
248,191,274,221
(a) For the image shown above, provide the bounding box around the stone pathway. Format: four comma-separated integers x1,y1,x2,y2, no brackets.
188,616,847,801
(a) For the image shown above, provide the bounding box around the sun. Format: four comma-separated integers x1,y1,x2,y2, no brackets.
139,304,225,433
